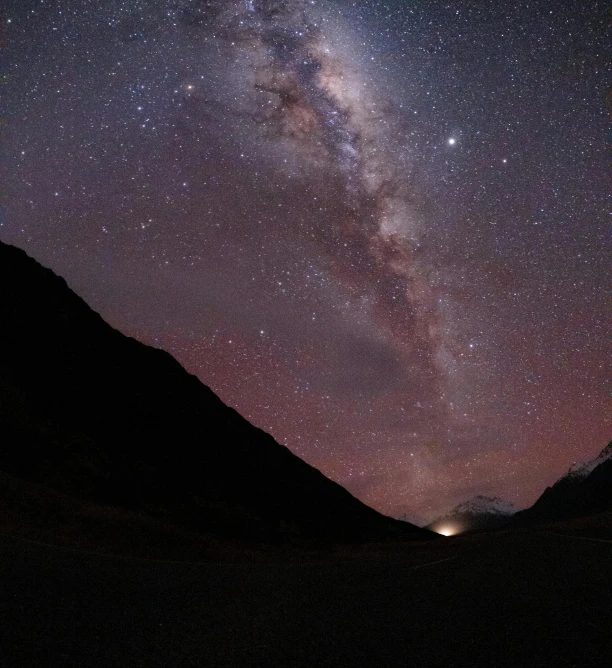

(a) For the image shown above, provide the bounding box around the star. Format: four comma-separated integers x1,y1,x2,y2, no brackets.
2,0,608,524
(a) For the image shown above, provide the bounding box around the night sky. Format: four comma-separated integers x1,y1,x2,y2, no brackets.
4,0,609,524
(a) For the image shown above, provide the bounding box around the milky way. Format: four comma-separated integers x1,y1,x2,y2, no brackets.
4,0,609,522
196,1,463,447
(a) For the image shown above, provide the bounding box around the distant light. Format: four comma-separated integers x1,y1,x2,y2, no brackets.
448,138,456,146
437,526,457,537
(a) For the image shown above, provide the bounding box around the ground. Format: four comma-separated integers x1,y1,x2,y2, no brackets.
1,517,611,667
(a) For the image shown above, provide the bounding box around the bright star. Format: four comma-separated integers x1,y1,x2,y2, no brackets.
448,138,456,146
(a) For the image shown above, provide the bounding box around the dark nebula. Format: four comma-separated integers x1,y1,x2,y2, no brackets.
3,0,609,523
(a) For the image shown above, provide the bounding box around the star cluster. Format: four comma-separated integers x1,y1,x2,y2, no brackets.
4,0,609,522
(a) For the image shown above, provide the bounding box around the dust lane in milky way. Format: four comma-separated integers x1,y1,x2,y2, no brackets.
3,0,609,522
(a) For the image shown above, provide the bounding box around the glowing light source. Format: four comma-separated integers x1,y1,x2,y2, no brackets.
448,138,456,146
437,526,457,536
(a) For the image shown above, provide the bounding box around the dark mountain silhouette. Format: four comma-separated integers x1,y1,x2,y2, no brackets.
0,240,431,543
425,495,516,535
514,442,612,525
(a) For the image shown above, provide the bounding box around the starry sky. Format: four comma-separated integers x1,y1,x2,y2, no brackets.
3,0,610,523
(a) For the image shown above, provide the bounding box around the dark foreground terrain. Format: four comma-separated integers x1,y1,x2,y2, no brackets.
1,519,611,668
0,240,426,543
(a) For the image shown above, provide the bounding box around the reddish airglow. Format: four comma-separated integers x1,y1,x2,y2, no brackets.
3,0,609,527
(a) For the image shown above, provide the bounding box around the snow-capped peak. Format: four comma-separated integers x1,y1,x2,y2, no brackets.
451,495,516,516
567,442,612,479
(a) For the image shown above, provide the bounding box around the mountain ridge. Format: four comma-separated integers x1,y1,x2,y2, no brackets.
425,494,516,534
0,240,431,543
567,441,612,479
424,444,612,535
514,442,612,526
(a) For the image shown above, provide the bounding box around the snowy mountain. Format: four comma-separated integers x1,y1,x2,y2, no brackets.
567,442,612,479
514,442,612,525
451,495,516,517
425,495,516,535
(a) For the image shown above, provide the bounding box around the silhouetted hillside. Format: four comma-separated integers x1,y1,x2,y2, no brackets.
514,443,612,525
0,241,431,543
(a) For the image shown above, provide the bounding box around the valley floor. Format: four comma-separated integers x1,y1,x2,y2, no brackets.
1,517,611,667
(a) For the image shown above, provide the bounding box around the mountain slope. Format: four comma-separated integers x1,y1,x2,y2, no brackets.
425,495,516,535
567,441,612,478
514,443,612,525
0,240,431,542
